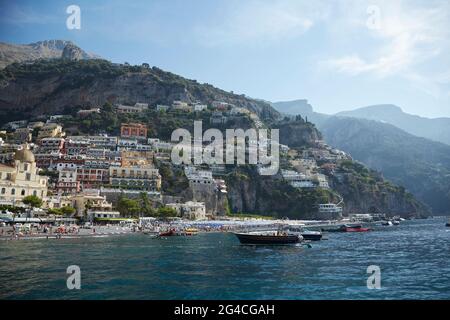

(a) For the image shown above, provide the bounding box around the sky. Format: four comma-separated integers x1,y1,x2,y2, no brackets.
0,0,449,118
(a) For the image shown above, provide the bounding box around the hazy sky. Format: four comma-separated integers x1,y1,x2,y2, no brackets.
1,0,449,118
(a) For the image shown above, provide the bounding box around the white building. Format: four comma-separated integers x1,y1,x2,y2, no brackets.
0,148,48,204
193,103,207,112
318,204,343,219
281,170,315,188
156,104,170,112
117,103,148,114
167,201,206,220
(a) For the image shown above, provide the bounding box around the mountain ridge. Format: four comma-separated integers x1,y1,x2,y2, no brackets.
336,104,450,145
0,40,100,69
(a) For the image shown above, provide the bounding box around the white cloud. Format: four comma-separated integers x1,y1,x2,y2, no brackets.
195,0,330,46
322,0,450,96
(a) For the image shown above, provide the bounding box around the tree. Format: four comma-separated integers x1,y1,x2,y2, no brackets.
83,199,93,222
157,206,178,218
117,197,140,217
22,195,43,208
60,206,76,217
48,208,63,215
139,192,156,217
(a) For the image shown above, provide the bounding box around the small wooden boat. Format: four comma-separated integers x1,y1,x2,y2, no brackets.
345,226,372,232
234,231,301,245
159,230,175,237
185,228,199,235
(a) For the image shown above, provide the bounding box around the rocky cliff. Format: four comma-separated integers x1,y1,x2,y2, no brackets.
0,59,279,124
0,40,99,69
329,161,430,218
225,166,338,219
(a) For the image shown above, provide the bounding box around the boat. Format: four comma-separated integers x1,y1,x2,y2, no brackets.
185,227,199,235
234,231,302,245
344,225,372,232
158,230,176,237
381,221,393,226
300,230,323,241
322,224,372,232
143,230,159,237
392,220,400,226
287,226,323,241
446,220,450,227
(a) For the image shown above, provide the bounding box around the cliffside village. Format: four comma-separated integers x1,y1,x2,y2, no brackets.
0,100,352,223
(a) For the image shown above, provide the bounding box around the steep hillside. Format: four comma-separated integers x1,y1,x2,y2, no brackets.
0,59,279,124
0,40,99,69
336,104,450,146
0,57,431,218
320,117,450,214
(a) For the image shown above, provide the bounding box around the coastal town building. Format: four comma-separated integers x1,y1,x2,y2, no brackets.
193,103,208,112
88,210,121,220
66,135,118,150
71,191,114,217
172,101,192,112
117,103,148,114
314,173,330,189
0,148,48,205
56,167,80,195
27,121,45,129
77,108,101,117
120,123,148,141
167,201,206,220
65,139,89,156
281,170,315,188
37,123,65,140
3,120,27,130
156,104,170,112
109,165,161,191
318,204,343,220
38,137,65,154
12,128,32,143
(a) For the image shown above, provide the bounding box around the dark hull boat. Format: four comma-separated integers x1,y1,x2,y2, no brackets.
159,230,175,237
234,232,301,245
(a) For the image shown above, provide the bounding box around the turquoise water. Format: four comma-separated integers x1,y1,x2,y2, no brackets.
0,217,449,299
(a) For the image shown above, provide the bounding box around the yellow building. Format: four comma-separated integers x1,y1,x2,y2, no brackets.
37,123,65,140
0,148,48,204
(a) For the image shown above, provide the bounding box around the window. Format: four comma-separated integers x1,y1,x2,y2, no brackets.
33,191,37,196
1,188,5,194
11,188,15,195
26,173,31,181
21,189,26,196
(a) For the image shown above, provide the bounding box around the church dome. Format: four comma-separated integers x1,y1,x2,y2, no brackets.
14,148,35,163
